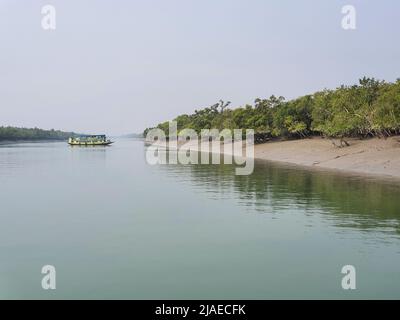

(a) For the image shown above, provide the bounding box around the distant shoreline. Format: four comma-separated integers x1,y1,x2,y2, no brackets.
0,126,75,142
0,139,68,145
147,136,400,179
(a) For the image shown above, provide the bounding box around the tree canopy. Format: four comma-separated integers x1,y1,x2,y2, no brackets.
145,78,400,143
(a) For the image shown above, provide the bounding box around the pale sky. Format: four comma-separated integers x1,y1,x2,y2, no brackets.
1,0,399,135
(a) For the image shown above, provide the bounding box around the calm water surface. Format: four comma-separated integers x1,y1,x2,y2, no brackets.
0,139,399,299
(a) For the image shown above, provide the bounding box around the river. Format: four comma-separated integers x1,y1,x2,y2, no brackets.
0,139,399,299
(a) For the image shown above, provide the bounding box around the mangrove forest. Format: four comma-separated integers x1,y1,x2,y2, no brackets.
145,77,400,144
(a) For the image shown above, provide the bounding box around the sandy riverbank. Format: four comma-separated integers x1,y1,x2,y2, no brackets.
252,136,400,178
148,136,400,179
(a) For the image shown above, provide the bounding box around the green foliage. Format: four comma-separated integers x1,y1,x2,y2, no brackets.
0,126,76,141
145,78,400,142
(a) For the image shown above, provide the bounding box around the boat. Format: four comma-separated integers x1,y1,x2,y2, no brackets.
68,135,114,146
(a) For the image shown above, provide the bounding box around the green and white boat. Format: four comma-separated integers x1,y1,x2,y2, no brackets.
68,135,113,146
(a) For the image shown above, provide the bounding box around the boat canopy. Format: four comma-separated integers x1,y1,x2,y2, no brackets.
70,135,108,142
78,135,106,138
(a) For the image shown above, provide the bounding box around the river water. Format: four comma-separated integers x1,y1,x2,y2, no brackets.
0,139,399,299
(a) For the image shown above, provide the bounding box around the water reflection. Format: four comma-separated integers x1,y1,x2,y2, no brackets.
0,142,108,177
152,151,400,238
69,145,108,164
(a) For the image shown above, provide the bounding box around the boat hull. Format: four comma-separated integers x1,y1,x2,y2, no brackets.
68,141,114,146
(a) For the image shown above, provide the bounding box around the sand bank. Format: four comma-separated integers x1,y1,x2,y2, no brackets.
148,136,400,179
251,136,400,178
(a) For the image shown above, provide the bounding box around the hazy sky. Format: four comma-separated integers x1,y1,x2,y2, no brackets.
1,0,399,135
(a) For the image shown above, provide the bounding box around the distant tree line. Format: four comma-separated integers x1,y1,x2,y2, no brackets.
144,77,400,145
121,133,144,139
0,126,76,141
